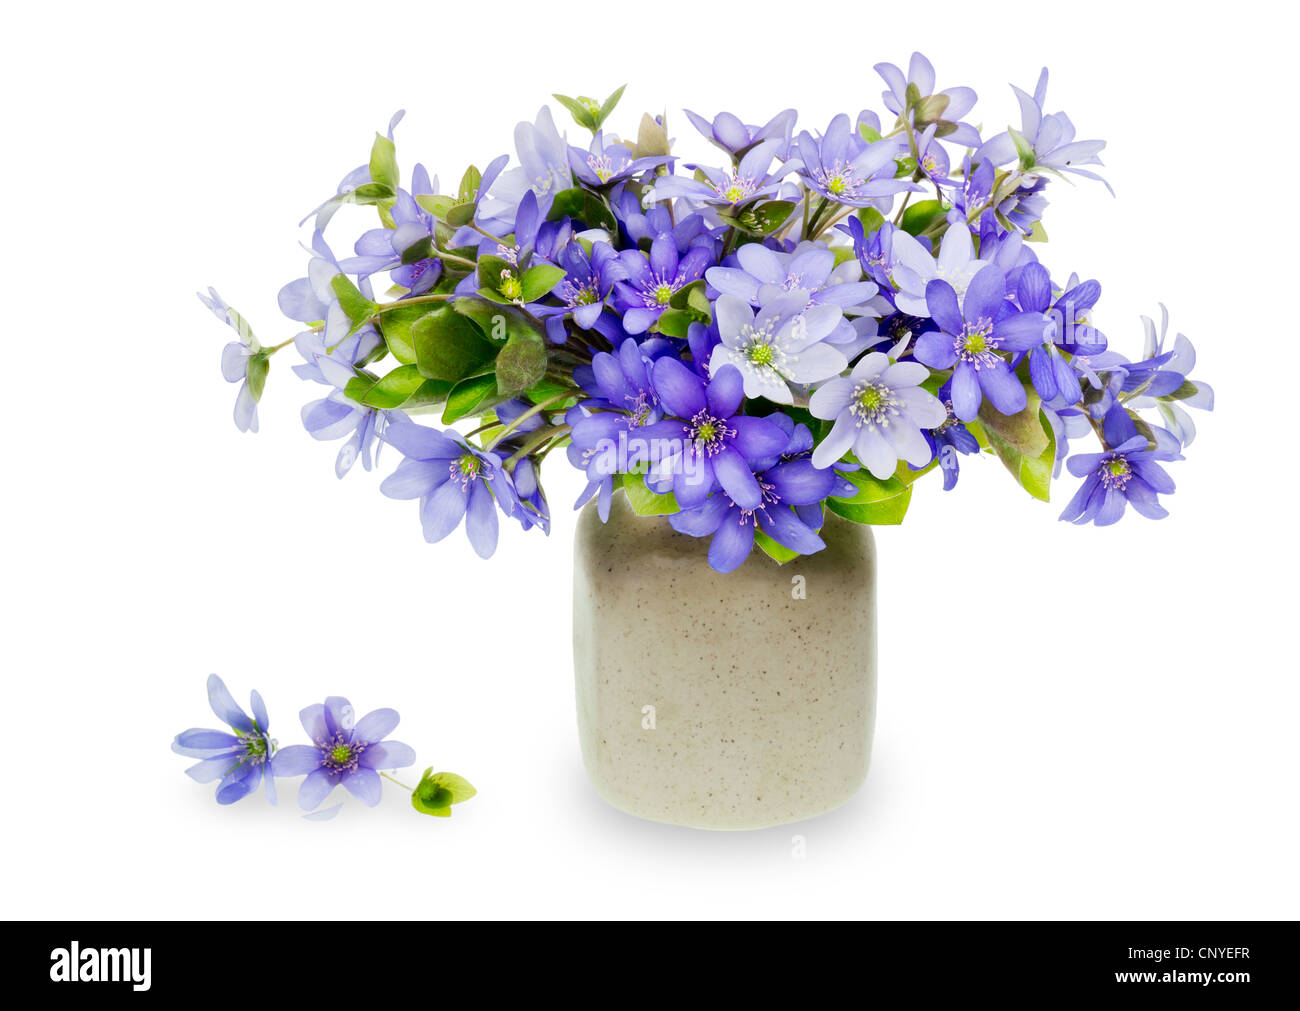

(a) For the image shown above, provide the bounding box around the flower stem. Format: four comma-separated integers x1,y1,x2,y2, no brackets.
505,424,572,467
892,190,914,225
485,392,574,451
372,294,453,317
381,771,414,792
432,248,478,270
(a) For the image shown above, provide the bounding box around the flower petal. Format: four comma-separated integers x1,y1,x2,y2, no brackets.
359,740,417,770
652,357,708,418
707,516,755,573
421,481,469,543
271,745,323,778
298,768,337,811
207,674,254,733
353,708,399,745
341,768,383,807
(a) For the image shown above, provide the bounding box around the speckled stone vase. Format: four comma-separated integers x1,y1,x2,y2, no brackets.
572,495,877,830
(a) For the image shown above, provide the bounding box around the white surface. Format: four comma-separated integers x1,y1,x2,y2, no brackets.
3,0,1296,919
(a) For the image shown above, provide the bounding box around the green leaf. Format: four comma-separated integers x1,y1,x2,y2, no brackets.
826,469,913,525
721,200,796,236
350,182,397,208
622,471,679,516
245,353,269,402
900,199,948,237
978,411,1056,502
415,193,455,219
411,767,477,817
359,365,425,409
668,279,704,311
1162,379,1200,402
431,771,477,804
754,529,800,564
376,303,436,365
895,458,939,486
446,202,478,227
451,296,506,337
494,327,548,394
329,274,377,329
654,309,696,339
856,207,886,234
913,93,951,126
369,132,399,193
521,263,566,303
457,164,482,205
442,372,503,423
547,187,616,229
553,93,598,131
400,236,433,266
476,254,515,299
1009,127,1036,171
599,84,627,126
978,394,1049,457
411,307,498,382
402,378,454,410
526,378,578,407
344,375,371,402
1026,221,1049,243
637,112,670,157
858,123,883,144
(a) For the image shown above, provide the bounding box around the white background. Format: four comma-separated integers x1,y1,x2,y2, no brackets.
3,0,1296,920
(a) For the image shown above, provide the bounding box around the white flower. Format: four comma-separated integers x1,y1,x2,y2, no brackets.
809,352,947,476
708,293,848,405
890,225,988,317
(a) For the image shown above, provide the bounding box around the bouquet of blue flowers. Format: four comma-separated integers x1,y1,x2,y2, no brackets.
203,54,1213,573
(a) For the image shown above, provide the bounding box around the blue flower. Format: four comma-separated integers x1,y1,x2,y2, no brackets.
613,234,713,334
1125,306,1214,446
296,337,400,479
568,130,669,188
1060,406,1181,526
491,398,555,534
647,139,796,211
479,106,572,231
301,110,406,231
270,697,416,811
793,114,916,208
913,267,1048,421
540,238,627,343
172,675,276,805
567,338,670,519
920,381,981,490
636,361,789,509
706,240,878,312
875,52,981,147
682,107,797,160
338,164,443,295
379,420,521,558
1014,262,1105,406
276,232,376,349
669,415,848,573
612,189,712,251
199,287,264,434
976,69,1110,192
